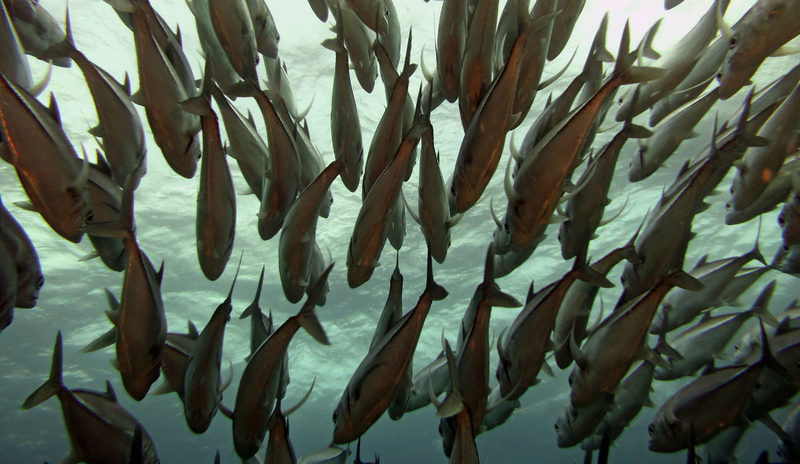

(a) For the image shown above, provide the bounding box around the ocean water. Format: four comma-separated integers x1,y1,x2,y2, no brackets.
0,0,798,462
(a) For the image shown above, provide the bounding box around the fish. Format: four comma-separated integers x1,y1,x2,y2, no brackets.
581,361,656,451
22,331,160,463
649,38,727,127
294,120,334,219
362,33,416,199
322,2,364,192
717,0,800,99
559,93,652,261
404,350,448,412
251,86,301,241
435,0,468,102
546,0,585,61
457,0,498,128
448,20,529,215
181,72,236,281
0,74,90,243
182,257,241,433
333,251,447,443
339,4,378,93
112,171,168,401
614,0,726,120
366,254,410,420
569,271,701,408
504,22,664,253
628,87,720,182
778,169,800,251
446,245,521,438
0,0,34,93
0,193,42,308
264,380,315,464
298,446,349,464
729,81,800,211
233,263,332,459
279,160,341,303
507,0,558,129
346,99,425,288
653,280,777,380
408,100,460,263
209,0,258,83
0,219,18,331
496,262,613,401
126,0,201,179
650,233,765,334
42,11,147,189
555,393,614,448
246,0,280,59
647,325,788,452
552,239,640,369
726,158,800,225
5,0,70,68
187,0,246,97
216,99,267,197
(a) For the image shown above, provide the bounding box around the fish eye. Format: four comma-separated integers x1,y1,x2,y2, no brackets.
332,411,338,422
716,72,723,81
648,424,655,435
779,214,785,226
618,97,623,104
554,422,559,430
729,37,737,48
568,373,573,386
37,276,44,289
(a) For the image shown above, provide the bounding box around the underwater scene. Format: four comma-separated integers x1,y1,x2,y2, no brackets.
1,0,800,462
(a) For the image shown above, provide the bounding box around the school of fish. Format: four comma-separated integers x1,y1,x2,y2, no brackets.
1,0,800,462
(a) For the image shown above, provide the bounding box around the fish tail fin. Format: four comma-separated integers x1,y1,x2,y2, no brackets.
612,21,665,86
40,7,76,61
424,249,448,301
750,218,767,265
240,266,266,319
297,263,334,345
749,280,779,327
22,331,64,409
575,263,614,288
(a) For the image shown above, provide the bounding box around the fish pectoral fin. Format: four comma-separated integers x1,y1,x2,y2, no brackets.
218,402,234,419
150,380,175,396
637,344,668,369
771,44,800,57
12,201,37,212
88,124,105,138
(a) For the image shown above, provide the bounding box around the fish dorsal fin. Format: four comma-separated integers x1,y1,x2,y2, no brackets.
47,92,61,125
187,320,199,339
104,380,118,402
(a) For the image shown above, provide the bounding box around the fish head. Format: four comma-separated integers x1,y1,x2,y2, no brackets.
647,412,686,453
553,404,580,447
438,416,456,457
331,391,358,444
567,368,594,408
15,269,43,308
347,261,375,288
